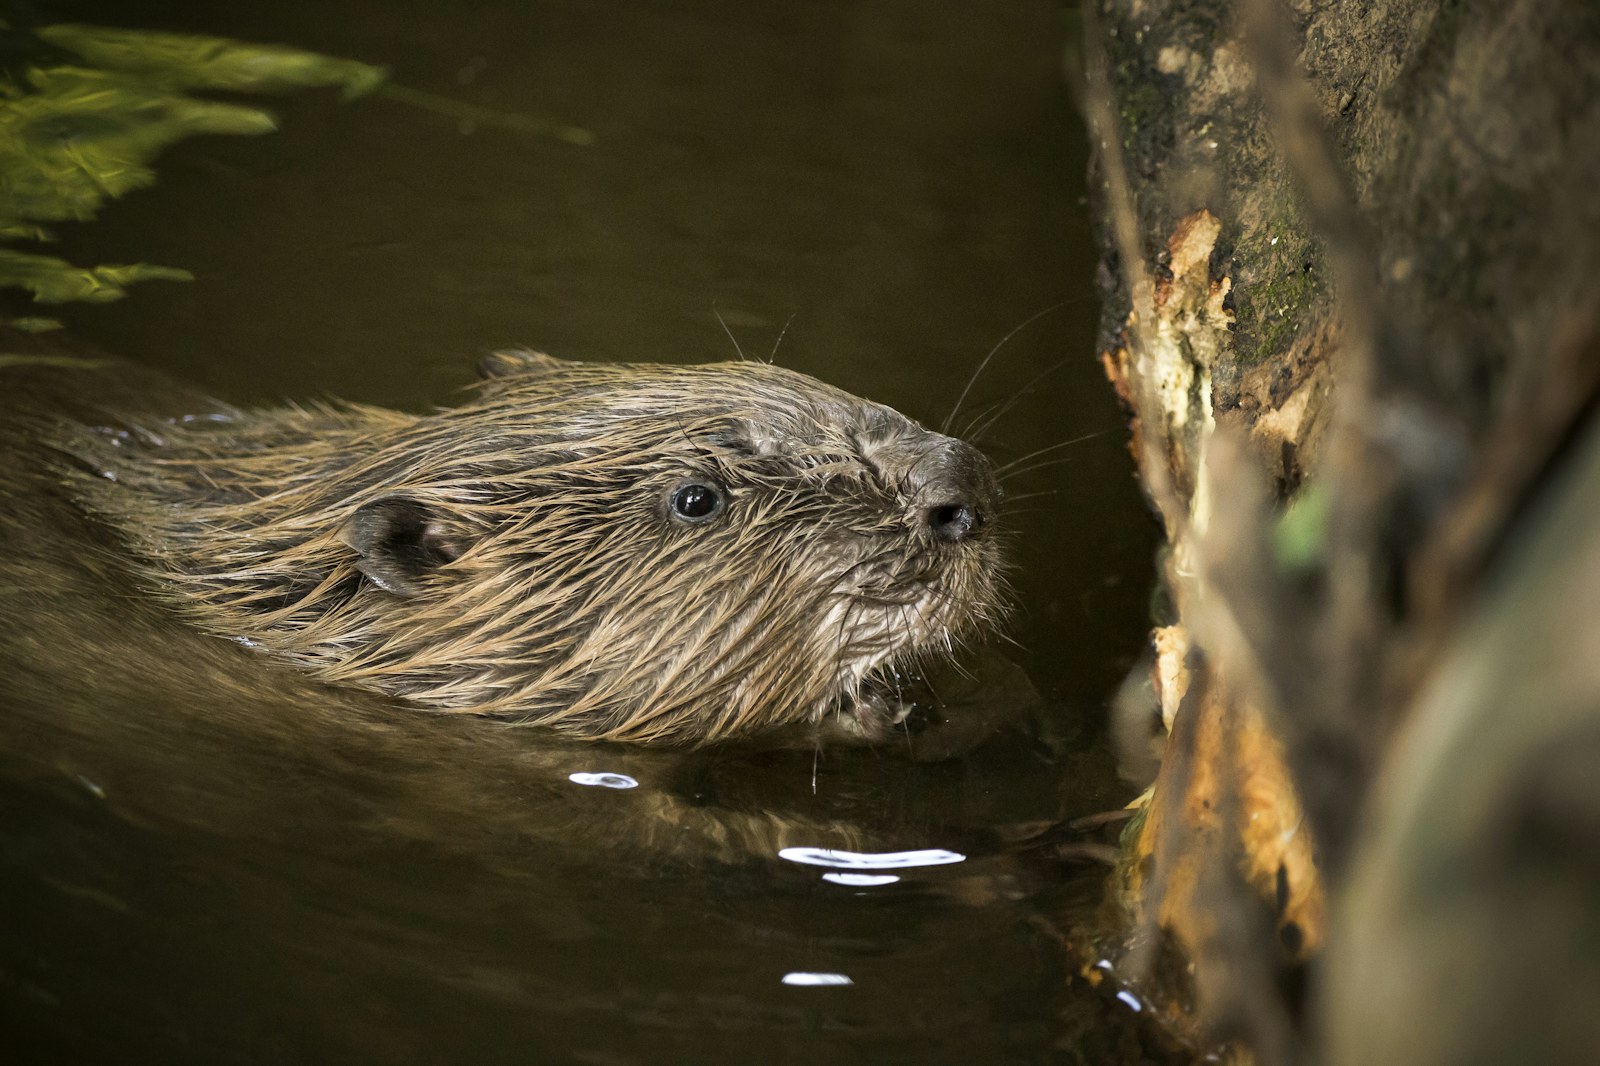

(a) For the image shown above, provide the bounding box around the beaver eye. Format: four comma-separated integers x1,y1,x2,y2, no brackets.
669,482,724,523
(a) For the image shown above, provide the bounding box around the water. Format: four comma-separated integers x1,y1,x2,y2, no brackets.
0,1,1165,1061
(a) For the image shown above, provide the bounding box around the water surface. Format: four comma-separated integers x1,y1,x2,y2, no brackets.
0,2,1165,1062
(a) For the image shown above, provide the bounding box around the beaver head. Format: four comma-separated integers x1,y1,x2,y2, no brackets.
74,351,1006,744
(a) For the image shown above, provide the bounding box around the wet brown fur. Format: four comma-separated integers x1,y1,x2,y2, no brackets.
58,352,1006,744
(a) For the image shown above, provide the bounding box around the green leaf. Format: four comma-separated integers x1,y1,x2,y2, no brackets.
36,24,388,99
0,248,191,303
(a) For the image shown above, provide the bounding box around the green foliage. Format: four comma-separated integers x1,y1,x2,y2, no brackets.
0,67,278,228
0,24,387,304
1274,485,1331,571
0,351,109,366
4,315,62,332
35,24,387,99
0,248,191,304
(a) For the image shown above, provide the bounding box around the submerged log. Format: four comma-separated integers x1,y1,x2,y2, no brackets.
1075,0,1600,1059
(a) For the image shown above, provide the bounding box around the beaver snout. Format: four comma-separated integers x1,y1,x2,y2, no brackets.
914,437,999,544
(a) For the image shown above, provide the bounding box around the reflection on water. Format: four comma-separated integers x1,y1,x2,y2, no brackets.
567,770,641,789
777,848,968,870
1,1,1166,1063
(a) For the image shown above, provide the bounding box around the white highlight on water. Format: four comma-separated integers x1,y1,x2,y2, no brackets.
567,772,639,789
782,972,854,987
821,873,901,887
777,847,965,869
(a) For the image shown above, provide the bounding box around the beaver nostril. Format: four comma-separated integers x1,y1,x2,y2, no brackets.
928,502,983,542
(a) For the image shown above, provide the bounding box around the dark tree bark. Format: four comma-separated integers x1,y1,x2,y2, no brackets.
1074,0,1600,1060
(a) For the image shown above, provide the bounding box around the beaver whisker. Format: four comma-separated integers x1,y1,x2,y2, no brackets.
993,431,1107,478
711,304,749,363
961,354,1075,445
768,311,799,365
941,302,1062,436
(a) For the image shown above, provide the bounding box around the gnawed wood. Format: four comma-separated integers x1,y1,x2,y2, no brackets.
1070,0,1600,1060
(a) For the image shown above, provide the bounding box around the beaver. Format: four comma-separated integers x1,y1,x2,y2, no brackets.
36,349,1005,745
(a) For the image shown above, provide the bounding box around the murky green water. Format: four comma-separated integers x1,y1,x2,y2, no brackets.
0,2,1164,1062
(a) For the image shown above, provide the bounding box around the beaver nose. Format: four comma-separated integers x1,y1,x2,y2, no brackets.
928,500,984,541
919,438,999,543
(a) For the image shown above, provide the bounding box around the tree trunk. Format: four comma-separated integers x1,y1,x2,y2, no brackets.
1074,0,1600,1060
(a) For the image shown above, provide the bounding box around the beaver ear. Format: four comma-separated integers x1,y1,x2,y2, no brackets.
476,348,570,380
340,496,466,597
